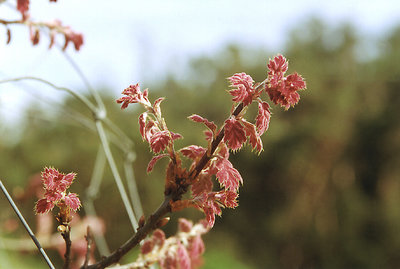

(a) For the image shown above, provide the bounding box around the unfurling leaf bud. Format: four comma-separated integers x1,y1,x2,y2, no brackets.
138,215,146,229
57,224,68,233
156,217,170,228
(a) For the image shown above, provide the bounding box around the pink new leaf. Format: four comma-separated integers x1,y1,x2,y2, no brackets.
266,55,306,110
152,229,166,247
17,0,29,19
171,132,183,141
228,72,255,106
188,235,205,268
224,118,246,151
178,218,193,233
138,112,147,140
215,158,243,191
217,190,239,208
35,198,54,214
64,193,81,211
62,29,84,51
140,240,154,255
255,101,271,135
267,54,288,74
153,97,165,115
117,83,151,109
150,131,172,153
147,154,169,173
180,145,207,160
240,119,263,153
191,173,213,197
188,114,217,134
177,243,191,269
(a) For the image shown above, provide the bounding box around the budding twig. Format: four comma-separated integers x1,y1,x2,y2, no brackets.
61,227,72,269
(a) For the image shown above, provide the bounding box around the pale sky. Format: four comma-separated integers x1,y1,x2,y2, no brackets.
0,0,400,128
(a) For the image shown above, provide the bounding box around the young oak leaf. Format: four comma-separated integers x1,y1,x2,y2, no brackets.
188,235,206,268
191,172,213,197
63,193,81,211
117,83,151,109
215,158,243,191
240,119,263,153
149,130,172,153
224,117,246,151
177,242,191,269
17,0,30,19
153,97,165,115
255,101,271,136
188,114,217,135
180,145,207,160
227,72,255,106
265,55,306,110
147,153,169,173
216,190,239,208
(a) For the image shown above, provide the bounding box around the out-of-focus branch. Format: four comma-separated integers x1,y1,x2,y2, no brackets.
95,120,138,231
83,227,93,268
84,146,110,256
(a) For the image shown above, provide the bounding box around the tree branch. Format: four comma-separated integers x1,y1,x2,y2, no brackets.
61,228,72,269
82,195,172,269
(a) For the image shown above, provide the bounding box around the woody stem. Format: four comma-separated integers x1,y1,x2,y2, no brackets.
62,227,72,269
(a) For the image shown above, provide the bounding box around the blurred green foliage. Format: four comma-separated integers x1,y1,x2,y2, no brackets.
1,19,400,268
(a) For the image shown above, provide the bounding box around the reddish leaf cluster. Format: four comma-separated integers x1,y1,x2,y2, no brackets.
138,219,209,269
265,54,306,110
228,72,255,106
35,167,81,219
8,0,84,51
116,83,151,109
118,84,182,155
182,141,241,226
117,54,305,228
139,113,182,155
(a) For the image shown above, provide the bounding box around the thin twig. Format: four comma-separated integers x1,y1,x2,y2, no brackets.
83,227,93,268
0,180,55,269
61,228,72,269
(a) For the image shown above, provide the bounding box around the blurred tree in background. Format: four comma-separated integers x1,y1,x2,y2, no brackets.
1,19,400,268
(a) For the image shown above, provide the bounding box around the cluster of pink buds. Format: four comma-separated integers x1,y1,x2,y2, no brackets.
134,218,209,269
35,167,81,226
117,83,183,155
4,0,84,50
265,54,306,110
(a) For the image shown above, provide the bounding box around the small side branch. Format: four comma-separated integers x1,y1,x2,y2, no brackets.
83,227,93,268
61,227,72,269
